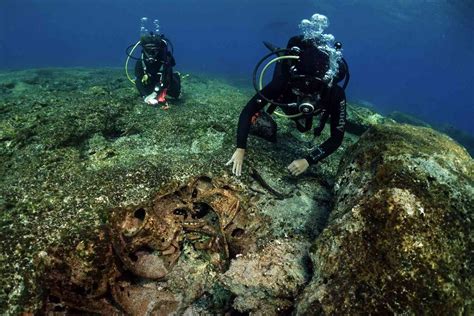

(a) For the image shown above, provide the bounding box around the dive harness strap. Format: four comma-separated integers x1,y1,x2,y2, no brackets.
141,55,167,92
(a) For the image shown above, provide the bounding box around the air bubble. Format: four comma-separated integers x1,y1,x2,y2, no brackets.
298,13,342,86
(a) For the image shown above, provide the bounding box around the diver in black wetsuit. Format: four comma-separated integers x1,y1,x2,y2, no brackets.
135,33,181,107
227,35,348,176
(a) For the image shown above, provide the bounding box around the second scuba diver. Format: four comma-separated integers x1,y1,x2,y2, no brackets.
127,18,181,108
227,14,349,176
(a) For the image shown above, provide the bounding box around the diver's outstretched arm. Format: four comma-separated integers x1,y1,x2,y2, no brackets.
229,79,286,176
306,88,346,165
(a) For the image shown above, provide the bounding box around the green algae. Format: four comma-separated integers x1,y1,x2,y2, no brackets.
388,110,474,157
299,123,473,315
1,68,471,313
345,102,394,135
0,68,341,313
0,68,245,312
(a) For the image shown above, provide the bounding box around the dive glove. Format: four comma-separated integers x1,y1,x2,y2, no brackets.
144,92,158,105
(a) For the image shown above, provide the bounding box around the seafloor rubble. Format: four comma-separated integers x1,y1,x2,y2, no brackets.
0,68,472,314
41,176,264,314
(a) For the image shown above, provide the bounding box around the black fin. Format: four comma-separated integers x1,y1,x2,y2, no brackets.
263,41,284,57
263,41,279,52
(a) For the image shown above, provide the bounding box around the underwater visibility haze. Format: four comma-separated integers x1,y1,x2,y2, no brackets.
0,0,473,314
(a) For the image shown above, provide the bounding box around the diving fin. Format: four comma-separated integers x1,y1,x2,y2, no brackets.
263,41,284,56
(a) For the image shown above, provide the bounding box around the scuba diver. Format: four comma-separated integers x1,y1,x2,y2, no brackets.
125,18,181,107
227,14,349,176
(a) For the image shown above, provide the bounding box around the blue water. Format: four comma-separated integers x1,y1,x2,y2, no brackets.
1,0,473,135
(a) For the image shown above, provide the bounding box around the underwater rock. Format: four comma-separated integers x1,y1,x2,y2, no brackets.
190,127,226,154
346,103,394,135
40,230,122,314
8,68,465,313
388,111,474,156
111,281,179,315
387,110,432,128
436,124,474,157
0,81,16,94
296,124,473,314
221,238,311,315
253,169,333,239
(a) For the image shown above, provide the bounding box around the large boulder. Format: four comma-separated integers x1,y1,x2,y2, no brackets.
297,124,473,314
388,111,474,156
221,238,311,315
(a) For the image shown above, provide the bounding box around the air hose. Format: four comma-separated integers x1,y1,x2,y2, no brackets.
125,40,141,84
252,49,304,119
258,55,301,118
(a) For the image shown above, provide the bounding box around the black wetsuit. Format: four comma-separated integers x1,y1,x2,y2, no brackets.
236,35,347,165
135,48,181,99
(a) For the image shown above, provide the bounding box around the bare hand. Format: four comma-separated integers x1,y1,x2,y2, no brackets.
144,92,158,105
226,148,245,176
287,159,309,176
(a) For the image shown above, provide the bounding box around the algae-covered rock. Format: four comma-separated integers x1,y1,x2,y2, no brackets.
346,103,394,135
387,110,432,128
221,238,311,315
3,68,471,314
296,124,473,314
388,110,474,156
0,68,338,313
